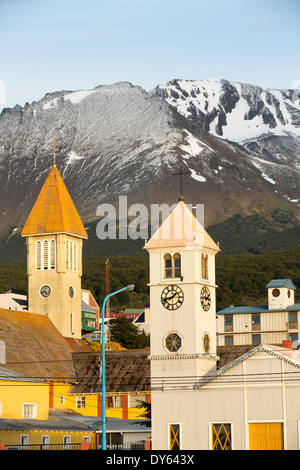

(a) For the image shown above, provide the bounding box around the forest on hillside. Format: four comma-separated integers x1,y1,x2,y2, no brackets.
0,249,299,309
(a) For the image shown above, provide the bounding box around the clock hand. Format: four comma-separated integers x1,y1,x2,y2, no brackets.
167,293,177,300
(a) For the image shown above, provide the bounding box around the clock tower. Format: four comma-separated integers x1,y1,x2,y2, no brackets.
21,164,88,339
144,200,220,389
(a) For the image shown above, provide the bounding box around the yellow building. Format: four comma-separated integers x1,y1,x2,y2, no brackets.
0,365,95,449
0,161,150,449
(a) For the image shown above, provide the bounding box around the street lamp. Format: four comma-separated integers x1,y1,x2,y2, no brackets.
101,284,135,450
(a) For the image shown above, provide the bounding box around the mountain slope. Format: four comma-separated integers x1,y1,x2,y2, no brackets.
0,79,299,246
151,78,300,208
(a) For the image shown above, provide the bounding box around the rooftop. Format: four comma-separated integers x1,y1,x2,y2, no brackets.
21,166,87,239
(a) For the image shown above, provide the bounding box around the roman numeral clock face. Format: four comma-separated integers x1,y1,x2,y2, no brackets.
161,285,184,310
201,286,211,311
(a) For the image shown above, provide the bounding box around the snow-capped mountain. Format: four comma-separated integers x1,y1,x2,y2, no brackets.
152,78,300,202
0,79,299,239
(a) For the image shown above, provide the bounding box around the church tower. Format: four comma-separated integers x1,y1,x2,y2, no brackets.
21,164,88,339
144,200,220,388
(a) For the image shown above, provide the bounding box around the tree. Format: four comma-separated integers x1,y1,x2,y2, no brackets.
108,316,148,349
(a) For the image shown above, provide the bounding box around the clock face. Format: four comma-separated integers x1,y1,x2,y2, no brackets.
200,286,211,311
161,285,184,311
69,286,75,298
40,285,51,298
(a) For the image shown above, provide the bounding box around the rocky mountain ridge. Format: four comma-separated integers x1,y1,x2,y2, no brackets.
0,79,299,248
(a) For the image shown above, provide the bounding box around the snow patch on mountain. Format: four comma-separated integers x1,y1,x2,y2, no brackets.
189,168,206,182
64,89,95,104
180,130,215,157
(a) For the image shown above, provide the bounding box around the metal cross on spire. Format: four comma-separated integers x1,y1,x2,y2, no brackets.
49,137,62,167
172,164,190,201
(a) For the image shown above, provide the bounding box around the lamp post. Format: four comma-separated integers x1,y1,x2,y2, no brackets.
101,284,135,450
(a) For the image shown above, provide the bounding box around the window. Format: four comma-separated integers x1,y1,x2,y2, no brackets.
252,314,260,331
36,241,41,269
22,403,37,419
169,424,180,450
211,423,232,450
66,240,77,271
63,435,71,450
21,435,29,449
165,333,182,352
164,254,172,278
50,239,55,269
73,242,77,271
164,253,181,279
173,253,181,278
107,396,122,408
66,240,69,269
202,254,208,280
289,312,297,329
252,334,261,345
43,240,49,269
42,435,50,450
35,239,56,270
224,335,233,346
224,315,233,332
129,394,147,408
76,396,85,409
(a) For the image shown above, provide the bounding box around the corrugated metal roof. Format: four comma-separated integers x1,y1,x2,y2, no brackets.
0,308,78,381
21,166,87,239
217,304,300,315
266,279,296,290
70,350,150,394
0,414,151,433
194,344,300,389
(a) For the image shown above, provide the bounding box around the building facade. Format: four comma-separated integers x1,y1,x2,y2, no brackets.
145,200,300,450
217,279,300,346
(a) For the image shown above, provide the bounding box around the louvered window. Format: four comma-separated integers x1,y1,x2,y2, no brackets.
50,239,55,269
66,240,77,271
66,241,69,269
43,240,49,270
36,241,41,270
36,239,56,270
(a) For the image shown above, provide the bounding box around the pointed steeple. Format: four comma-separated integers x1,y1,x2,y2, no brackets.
144,200,220,252
21,166,88,239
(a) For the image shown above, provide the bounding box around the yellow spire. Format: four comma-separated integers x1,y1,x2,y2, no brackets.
21,166,88,238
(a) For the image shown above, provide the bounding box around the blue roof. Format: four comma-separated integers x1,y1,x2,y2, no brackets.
218,304,300,315
81,300,96,313
266,279,296,290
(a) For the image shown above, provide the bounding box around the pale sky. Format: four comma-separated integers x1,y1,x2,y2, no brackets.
0,0,299,109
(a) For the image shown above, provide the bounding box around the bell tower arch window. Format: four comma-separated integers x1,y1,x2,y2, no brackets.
66,240,77,271
43,240,49,270
202,254,208,280
164,253,181,279
36,239,56,270
36,241,41,270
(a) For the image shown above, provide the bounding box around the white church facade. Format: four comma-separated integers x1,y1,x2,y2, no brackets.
144,200,300,450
